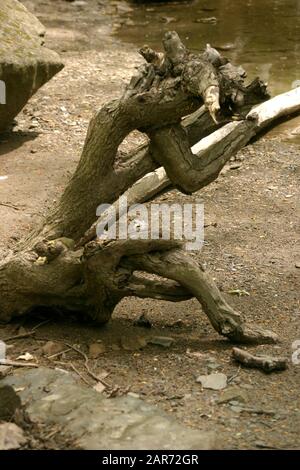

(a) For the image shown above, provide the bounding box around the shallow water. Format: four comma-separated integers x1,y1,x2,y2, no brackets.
115,0,300,96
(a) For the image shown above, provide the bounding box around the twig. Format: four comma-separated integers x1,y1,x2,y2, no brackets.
0,359,38,368
44,429,60,441
3,331,35,342
232,347,287,372
4,319,51,342
0,202,20,210
33,336,112,388
69,363,92,386
31,319,51,331
227,365,241,384
240,407,276,416
64,342,110,388
48,348,72,359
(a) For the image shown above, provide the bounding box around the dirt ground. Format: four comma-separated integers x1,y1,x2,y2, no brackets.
0,0,299,450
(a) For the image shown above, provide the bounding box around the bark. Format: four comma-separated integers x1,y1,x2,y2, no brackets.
1,32,299,344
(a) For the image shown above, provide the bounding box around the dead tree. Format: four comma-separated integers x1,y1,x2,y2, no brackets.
1,32,299,344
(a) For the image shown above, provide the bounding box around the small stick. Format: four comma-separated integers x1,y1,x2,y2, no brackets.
64,342,110,387
232,347,287,372
0,359,38,368
3,331,35,342
0,202,20,210
31,319,51,331
47,348,72,359
69,363,92,386
227,365,241,384
4,319,51,342
34,337,111,388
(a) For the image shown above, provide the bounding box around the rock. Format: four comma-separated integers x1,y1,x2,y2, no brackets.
195,17,217,24
121,336,147,351
218,386,248,404
240,384,254,390
0,365,12,378
196,373,227,390
161,16,177,24
41,341,65,357
89,342,106,358
0,385,22,420
216,43,236,51
148,336,175,348
295,262,300,268
72,0,87,6
18,326,27,335
207,360,222,370
93,382,106,394
127,392,140,399
230,405,243,413
0,423,27,450
2,368,216,449
0,0,64,132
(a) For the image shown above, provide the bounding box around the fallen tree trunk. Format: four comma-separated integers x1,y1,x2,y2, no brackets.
0,32,299,344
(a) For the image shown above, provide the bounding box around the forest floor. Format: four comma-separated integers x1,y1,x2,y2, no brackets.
0,0,299,449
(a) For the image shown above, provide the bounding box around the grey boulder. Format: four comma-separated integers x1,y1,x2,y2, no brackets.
0,0,64,132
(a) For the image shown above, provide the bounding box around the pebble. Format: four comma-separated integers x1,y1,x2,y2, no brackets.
41,341,65,357
196,373,227,390
218,386,248,404
121,336,147,351
148,336,175,348
0,423,27,450
0,365,12,379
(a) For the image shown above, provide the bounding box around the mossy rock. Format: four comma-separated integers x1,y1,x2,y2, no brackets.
0,0,64,132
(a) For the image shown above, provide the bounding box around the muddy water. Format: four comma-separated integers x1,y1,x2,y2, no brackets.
115,0,300,96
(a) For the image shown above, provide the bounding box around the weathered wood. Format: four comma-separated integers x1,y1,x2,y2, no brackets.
232,348,288,372
0,32,298,345
80,87,300,246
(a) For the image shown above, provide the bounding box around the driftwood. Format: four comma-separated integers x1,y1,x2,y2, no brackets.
0,32,299,345
232,348,288,372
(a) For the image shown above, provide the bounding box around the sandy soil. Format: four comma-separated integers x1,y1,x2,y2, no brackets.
0,0,299,450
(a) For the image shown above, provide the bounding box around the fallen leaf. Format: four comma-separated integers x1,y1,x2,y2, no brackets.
16,352,34,361
228,289,250,297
